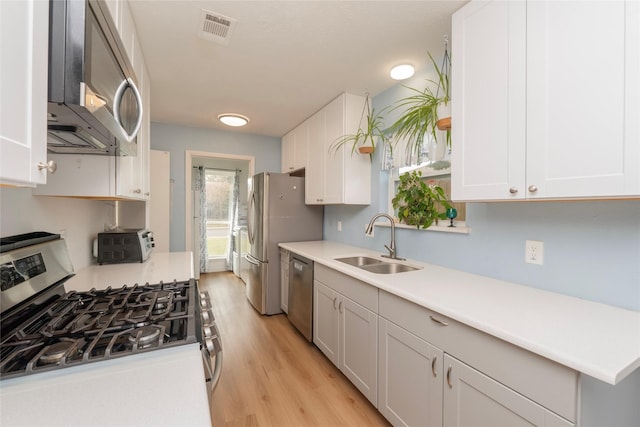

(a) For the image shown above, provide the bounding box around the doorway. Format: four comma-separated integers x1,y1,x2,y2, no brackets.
185,151,254,277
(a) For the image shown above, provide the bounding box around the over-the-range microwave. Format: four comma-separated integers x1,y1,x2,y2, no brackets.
47,0,142,156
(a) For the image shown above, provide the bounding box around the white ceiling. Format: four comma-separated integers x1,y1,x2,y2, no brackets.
128,0,468,138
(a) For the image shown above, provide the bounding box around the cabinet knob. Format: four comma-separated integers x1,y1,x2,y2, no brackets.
509,187,518,194
144,192,150,196
134,189,142,194
528,185,538,193
37,160,57,174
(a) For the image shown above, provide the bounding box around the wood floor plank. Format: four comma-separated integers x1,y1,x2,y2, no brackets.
199,272,391,427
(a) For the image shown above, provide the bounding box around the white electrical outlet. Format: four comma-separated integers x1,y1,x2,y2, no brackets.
525,240,544,265
337,221,342,232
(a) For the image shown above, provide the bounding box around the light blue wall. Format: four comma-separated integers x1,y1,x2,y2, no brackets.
323,70,640,311
150,122,281,251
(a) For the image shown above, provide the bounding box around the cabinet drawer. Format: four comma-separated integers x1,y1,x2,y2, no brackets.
379,290,578,422
315,264,378,312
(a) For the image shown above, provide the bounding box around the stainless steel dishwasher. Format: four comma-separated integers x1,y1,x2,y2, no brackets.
288,254,313,341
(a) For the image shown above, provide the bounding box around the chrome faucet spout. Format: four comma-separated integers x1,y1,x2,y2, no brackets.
365,213,405,260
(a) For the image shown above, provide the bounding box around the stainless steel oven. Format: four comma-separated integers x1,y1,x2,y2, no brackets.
0,233,222,396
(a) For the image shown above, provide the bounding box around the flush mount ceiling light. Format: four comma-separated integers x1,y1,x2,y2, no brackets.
390,64,415,80
218,113,249,127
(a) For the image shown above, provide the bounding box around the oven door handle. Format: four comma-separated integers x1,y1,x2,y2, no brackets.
202,346,223,395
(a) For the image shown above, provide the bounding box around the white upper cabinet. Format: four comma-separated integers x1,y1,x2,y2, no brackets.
452,0,640,201
0,0,50,186
33,0,149,200
305,93,371,205
280,122,308,173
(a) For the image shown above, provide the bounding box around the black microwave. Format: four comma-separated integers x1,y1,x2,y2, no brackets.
47,0,142,156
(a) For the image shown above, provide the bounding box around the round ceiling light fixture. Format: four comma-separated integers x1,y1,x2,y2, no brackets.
390,64,415,80
218,113,249,127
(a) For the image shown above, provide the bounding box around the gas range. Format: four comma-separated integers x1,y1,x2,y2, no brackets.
1,280,202,379
0,233,222,391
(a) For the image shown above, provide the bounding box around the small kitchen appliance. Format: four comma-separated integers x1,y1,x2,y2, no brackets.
0,232,222,396
96,229,154,264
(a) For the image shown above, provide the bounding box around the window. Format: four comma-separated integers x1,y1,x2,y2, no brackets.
205,169,235,259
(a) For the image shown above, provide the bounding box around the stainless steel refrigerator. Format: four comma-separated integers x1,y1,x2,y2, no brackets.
245,172,323,315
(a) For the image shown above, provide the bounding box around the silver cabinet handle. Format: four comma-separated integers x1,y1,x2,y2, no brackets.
38,160,57,174
338,300,343,314
528,185,538,193
509,187,518,194
431,356,437,378
447,365,453,388
429,315,448,326
333,297,337,310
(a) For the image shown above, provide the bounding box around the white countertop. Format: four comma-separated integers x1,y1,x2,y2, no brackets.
280,240,640,385
65,251,194,291
0,344,211,427
0,251,211,426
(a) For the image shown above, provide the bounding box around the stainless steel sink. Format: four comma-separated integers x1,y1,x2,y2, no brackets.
358,262,421,274
335,256,381,267
335,256,422,274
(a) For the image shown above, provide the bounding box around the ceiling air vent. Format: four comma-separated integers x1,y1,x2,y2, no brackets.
198,9,237,46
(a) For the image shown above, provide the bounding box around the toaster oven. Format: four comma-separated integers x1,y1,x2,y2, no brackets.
96,229,154,264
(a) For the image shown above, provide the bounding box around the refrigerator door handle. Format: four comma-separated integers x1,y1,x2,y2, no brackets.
245,253,261,266
247,190,256,245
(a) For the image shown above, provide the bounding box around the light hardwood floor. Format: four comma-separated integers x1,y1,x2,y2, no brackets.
199,272,391,427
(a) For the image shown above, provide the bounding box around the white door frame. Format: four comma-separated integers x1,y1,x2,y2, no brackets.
185,150,255,266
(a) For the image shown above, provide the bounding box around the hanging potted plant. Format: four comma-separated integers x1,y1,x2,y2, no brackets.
387,42,451,161
392,170,452,229
330,93,392,159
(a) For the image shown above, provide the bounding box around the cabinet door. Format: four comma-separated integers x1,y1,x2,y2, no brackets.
281,131,295,173
378,318,443,427
313,281,339,365
306,110,325,203
443,354,573,427
340,297,378,407
293,121,309,171
323,95,346,204
0,0,49,186
451,0,526,201
526,1,640,198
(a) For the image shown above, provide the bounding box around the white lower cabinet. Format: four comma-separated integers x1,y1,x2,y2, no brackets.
378,318,443,427
378,290,576,427
313,265,378,406
443,354,572,427
292,257,637,427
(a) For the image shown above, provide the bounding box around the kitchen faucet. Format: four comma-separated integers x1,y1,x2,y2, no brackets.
365,213,405,260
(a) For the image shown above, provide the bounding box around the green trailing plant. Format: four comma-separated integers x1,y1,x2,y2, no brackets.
392,170,452,229
387,50,451,160
330,95,392,159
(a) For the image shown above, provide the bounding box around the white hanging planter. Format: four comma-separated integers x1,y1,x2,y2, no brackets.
436,102,451,131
